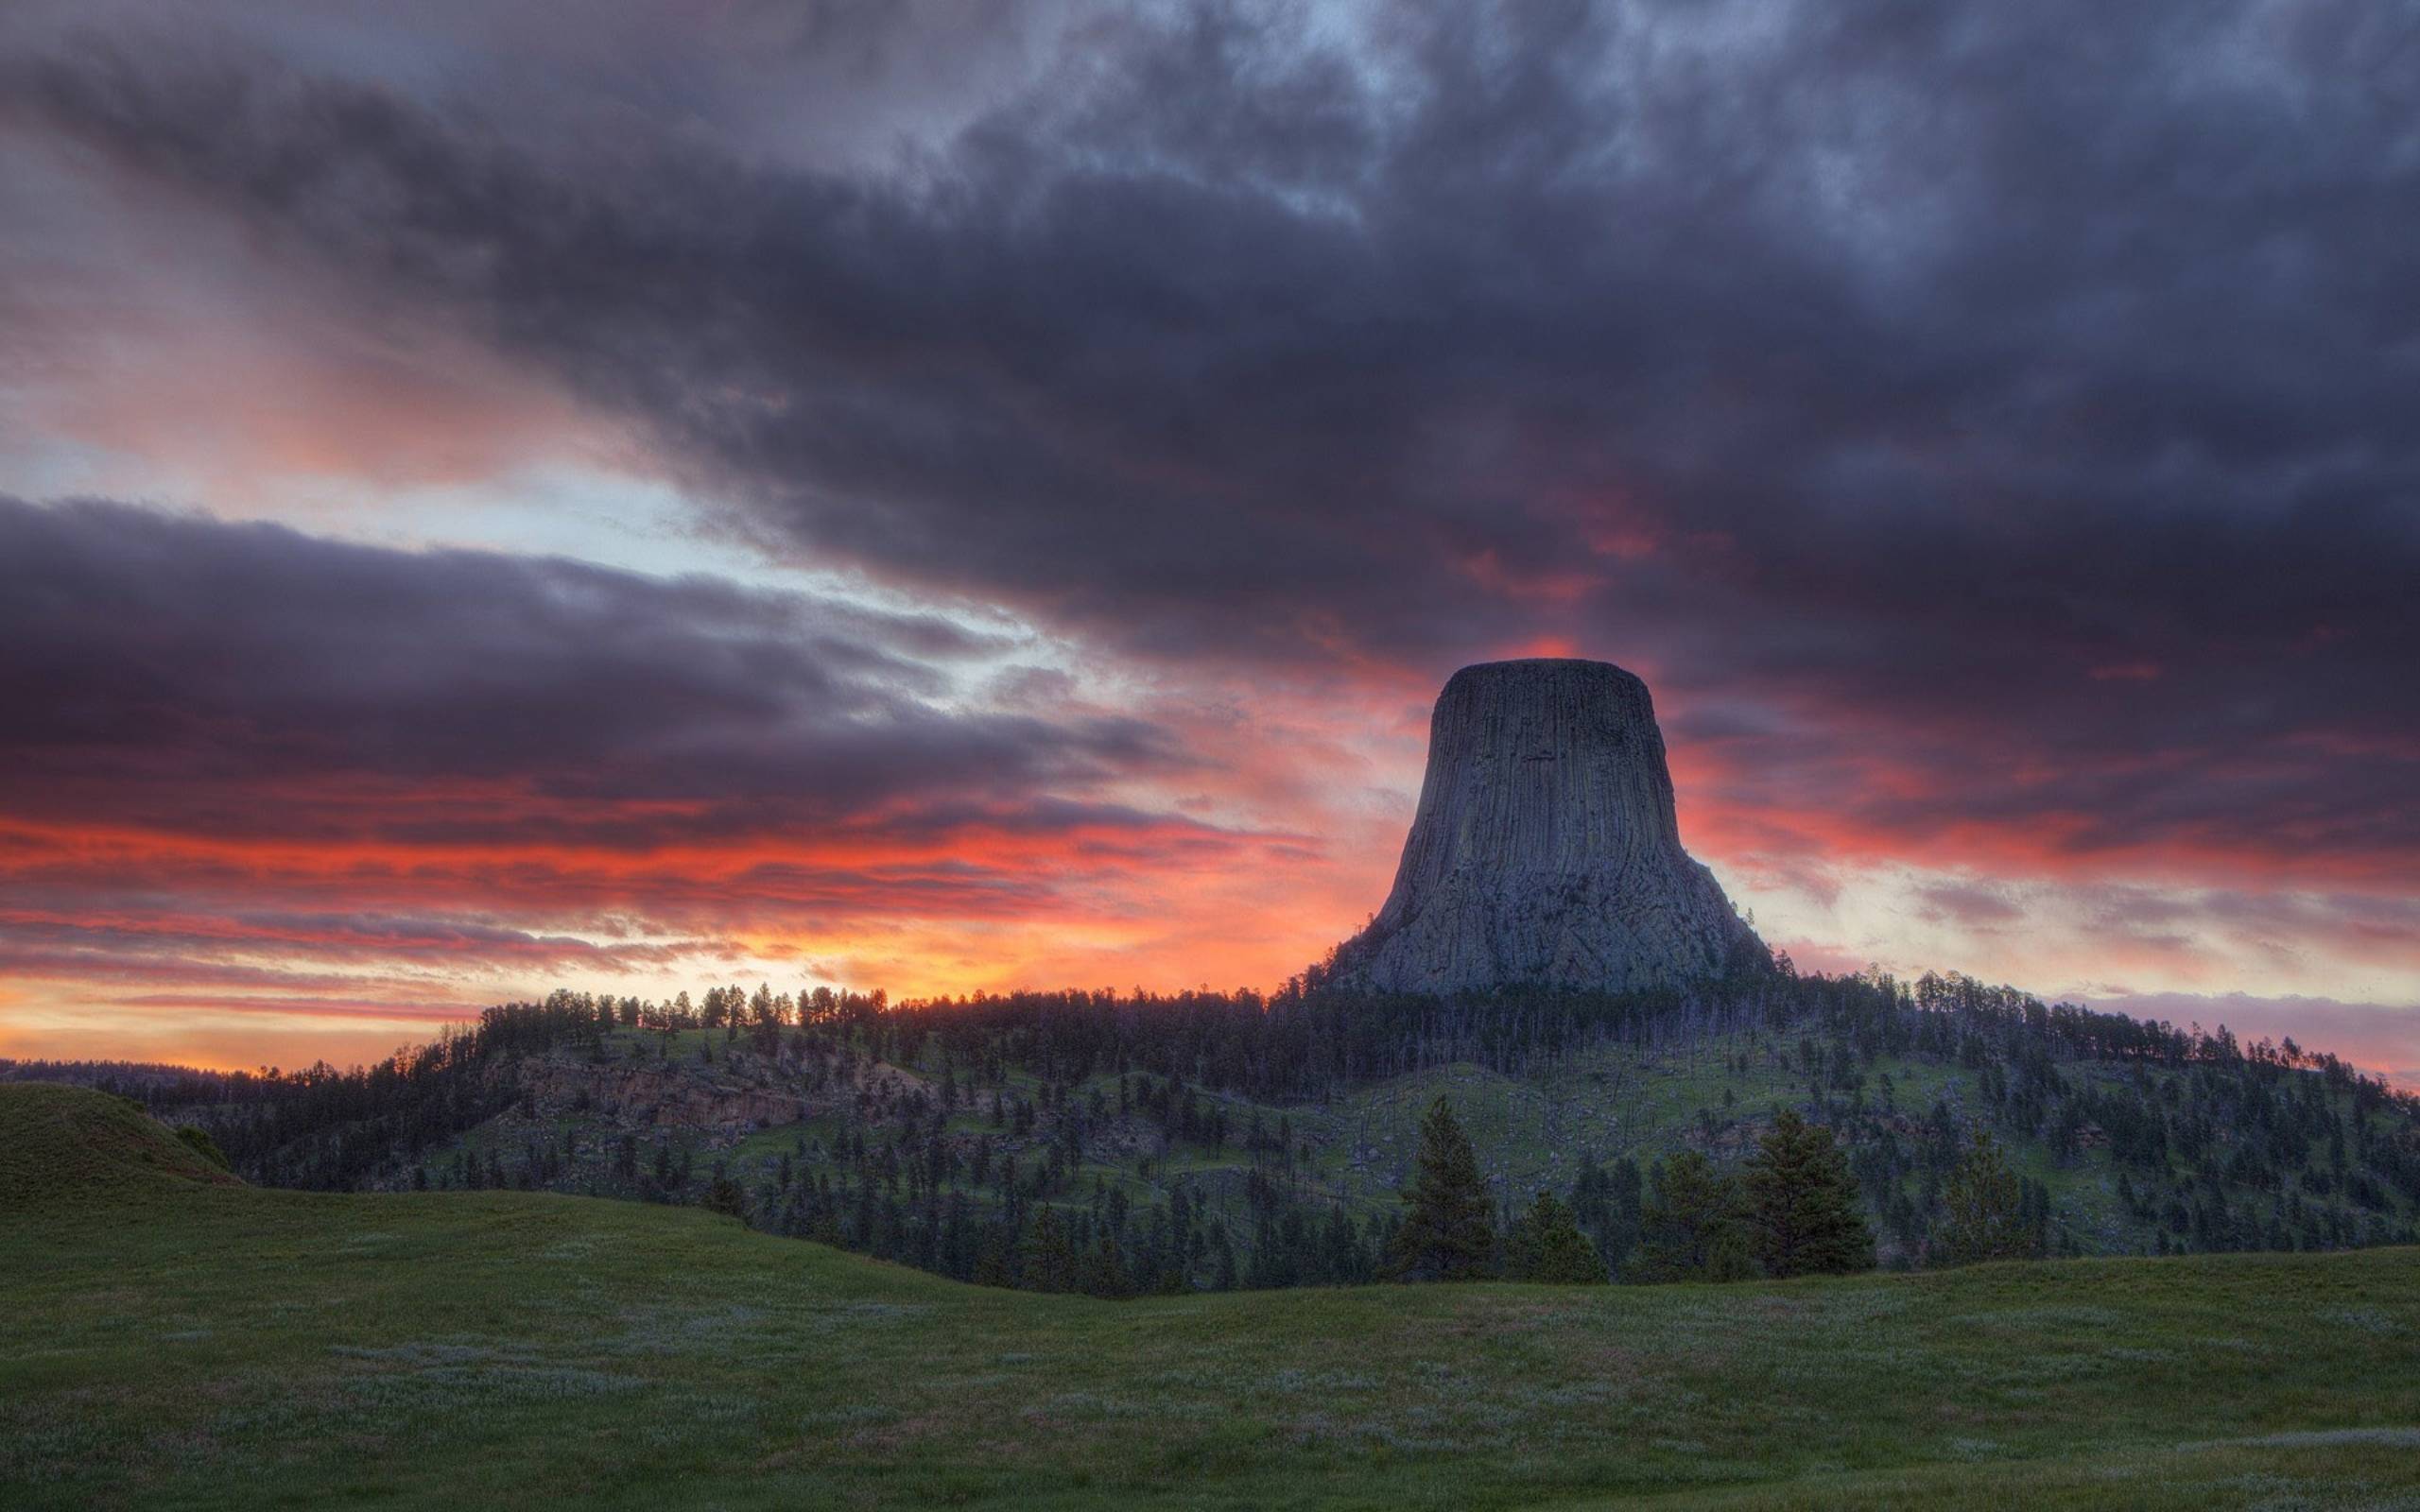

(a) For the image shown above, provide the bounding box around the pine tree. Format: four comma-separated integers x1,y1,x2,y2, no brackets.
702,1174,748,1221
1503,1197,1543,1280
1631,1151,1753,1282
1743,1110,1873,1277
1212,1228,1239,1291
1080,1232,1131,1297
1026,1205,1078,1292
973,1220,1017,1288
1505,1191,1609,1283
1939,1130,2038,1265
1385,1096,1496,1280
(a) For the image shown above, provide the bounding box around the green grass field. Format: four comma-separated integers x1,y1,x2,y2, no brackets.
6,1083,2418,1510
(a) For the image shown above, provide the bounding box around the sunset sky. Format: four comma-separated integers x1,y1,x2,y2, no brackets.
1,2,2414,1078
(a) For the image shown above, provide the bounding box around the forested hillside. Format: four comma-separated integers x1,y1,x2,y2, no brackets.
20,964,2418,1295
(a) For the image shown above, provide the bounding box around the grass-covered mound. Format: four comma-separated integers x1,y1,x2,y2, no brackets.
1,1107,2414,1510
0,1082,240,1208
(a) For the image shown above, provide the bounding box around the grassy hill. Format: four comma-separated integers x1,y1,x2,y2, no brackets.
0,1081,240,1208
5,1083,2418,1510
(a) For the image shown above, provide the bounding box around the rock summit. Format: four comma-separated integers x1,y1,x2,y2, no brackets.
1331,658,1761,995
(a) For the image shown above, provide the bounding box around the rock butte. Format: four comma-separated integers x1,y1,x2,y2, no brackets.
1332,658,1761,996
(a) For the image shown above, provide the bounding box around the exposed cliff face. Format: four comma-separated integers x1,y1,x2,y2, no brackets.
507,1052,927,1134
1333,658,1761,995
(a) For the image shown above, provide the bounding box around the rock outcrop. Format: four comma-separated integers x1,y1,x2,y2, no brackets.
508,1053,927,1135
1332,658,1760,995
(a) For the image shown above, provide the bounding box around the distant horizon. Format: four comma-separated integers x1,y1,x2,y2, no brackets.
6,975,2415,1100
3,4,2414,1076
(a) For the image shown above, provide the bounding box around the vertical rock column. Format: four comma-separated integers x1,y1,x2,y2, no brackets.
1335,658,1761,995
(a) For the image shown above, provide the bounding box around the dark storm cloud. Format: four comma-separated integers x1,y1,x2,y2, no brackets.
5,0,2417,873
0,495,1188,844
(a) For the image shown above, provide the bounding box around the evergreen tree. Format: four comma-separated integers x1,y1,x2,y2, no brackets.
702,1174,748,1220
1026,1206,1078,1292
1319,1205,1367,1284
1631,1151,1752,1282
1505,1191,1609,1283
1502,1199,1542,1280
1080,1232,1131,1297
1385,1097,1496,1280
1939,1130,2039,1265
1743,1110,1874,1277
1212,1228,1239,1291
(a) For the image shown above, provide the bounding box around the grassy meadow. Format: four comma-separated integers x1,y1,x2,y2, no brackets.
4,1084,2418,1510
